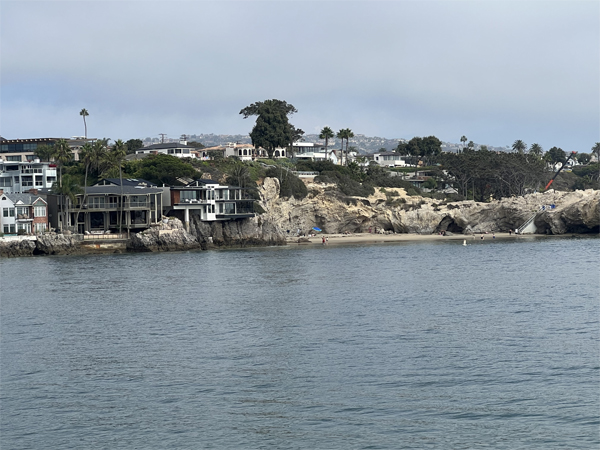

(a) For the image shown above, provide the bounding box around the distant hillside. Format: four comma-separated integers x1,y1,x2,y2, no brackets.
145,133,509,154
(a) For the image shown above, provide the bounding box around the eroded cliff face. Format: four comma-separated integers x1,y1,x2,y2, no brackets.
257,177,599,235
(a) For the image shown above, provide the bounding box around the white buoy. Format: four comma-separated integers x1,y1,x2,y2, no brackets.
463,239,467,246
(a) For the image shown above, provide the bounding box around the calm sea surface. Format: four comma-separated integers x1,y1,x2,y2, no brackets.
1,236,599,449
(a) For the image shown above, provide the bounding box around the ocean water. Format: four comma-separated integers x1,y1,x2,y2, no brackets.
1,236,598,449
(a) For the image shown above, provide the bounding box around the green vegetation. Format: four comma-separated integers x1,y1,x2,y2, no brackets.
240,99,298,159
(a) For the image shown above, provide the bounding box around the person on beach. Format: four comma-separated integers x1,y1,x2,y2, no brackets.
508,229,512,235
322,236,326,244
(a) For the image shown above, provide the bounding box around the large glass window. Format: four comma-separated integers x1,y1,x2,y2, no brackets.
3,208,15,217
0,178,12,187
34,205,46,217
21,176,33,186
6,155,21,162
16,206,29,217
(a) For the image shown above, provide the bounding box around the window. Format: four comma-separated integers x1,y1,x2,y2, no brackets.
35,176,43,186
4,224,16,234
17,206,29,216
3,208,15,217
34,205,46,217
34,223,47,233
0,177,12,187
6,155,21,162
90,197,105,208
21,176,33,186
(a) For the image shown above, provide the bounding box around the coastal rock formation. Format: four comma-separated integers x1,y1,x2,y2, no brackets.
257,178,599,236
189,216,286,248
0,238,37,257
35,234,83,255
0,233,84,258
127,218,200,252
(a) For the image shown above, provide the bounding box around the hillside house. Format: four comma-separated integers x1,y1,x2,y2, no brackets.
164,179,255,230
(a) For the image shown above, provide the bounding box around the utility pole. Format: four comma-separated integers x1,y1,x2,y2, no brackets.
159,133,167,144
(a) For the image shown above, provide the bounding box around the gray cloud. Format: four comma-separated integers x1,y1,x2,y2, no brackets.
1,0,598,152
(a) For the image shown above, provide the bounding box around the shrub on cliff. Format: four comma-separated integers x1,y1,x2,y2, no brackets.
265,168,307,200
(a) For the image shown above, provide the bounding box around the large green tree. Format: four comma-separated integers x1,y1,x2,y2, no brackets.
240,99,297,159
125,139,144,154
319,126,335,161
545,146,566,166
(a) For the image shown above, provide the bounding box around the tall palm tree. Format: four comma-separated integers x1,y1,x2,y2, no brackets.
319,126,335,161
49,139,73,232
336,129,346,165
52,139,73,187
460,136,467,152
344,128,355,166
80,109,89,139
74,143,93,233
52,174,81,232
102,140,127,234
512,140,527,153
592,142,600,158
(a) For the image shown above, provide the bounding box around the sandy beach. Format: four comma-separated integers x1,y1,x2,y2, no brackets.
286,232,552,246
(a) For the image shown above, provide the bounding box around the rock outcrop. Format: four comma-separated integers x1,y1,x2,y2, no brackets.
127,218,201,252
257,178,599,236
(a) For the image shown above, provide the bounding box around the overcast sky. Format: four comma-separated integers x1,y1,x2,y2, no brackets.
1,0,598,152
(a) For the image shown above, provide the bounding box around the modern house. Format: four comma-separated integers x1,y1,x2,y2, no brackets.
0,159,58,193
135,140,197,158
290,142,338,164
46,183,165,234
164,179,255,230
0,137,91,162
372,151,410,167
0,190,49,235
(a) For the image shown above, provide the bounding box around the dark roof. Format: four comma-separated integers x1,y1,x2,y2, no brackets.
142,142,196,150
4,193,46,205
96,178,157,187
83,186,164,195
375,151,404,156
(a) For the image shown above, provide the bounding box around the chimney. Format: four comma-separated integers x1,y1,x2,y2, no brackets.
0,189,3,195
29,188,38,195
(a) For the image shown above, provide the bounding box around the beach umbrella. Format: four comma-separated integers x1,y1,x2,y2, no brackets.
312,227,322,232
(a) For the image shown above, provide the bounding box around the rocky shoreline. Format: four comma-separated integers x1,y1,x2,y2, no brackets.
1,179,597,258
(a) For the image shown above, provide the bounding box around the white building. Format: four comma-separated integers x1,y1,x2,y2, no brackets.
135,140,197,158
0,159,57,193
290,142,338,164
372,151,410,167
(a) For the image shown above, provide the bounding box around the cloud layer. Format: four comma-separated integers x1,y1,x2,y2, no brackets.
1,0,598,152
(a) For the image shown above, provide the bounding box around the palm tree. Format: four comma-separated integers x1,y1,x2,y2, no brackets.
344,128,355,166
80,109,89,139
592,142,600,159
102,140,127,234
89,139,108,178
512,140,527,153
336,129,346,165
74,143,93,233
52,139,73,187
52,174,82,232
460,136,467,152
529,143,543,157
319,126,335,160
